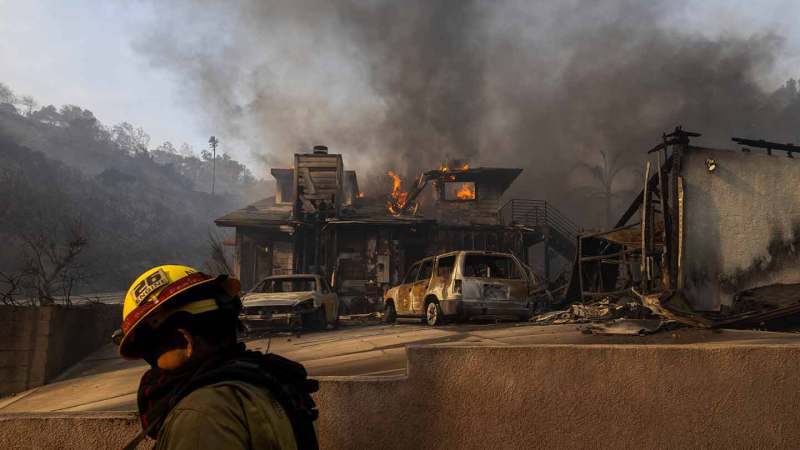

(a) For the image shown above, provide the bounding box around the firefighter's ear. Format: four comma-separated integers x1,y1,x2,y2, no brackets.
156,328,193,370
178,328,195,358
178,328,194,358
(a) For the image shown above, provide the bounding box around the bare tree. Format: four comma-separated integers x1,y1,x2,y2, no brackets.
0,271,26,306
205,231,234,276
20,221,89,305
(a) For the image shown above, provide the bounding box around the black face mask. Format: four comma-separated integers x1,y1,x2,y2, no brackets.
137,324,190,368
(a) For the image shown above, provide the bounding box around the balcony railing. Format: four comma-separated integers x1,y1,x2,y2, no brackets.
500,199,579,243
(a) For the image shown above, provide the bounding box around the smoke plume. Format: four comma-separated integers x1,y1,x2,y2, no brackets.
134,0,798,224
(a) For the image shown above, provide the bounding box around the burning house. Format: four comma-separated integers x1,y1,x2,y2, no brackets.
215,146,578,311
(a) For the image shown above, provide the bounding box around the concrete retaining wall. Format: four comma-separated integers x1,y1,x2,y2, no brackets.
0,304,120,395
0,412,147,450
3,343,800,449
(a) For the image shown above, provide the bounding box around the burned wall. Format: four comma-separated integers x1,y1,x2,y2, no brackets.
236,228,294,290
681,147,800,311
433,178,503,226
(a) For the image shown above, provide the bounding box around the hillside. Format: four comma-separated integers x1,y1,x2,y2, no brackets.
0,99,258,297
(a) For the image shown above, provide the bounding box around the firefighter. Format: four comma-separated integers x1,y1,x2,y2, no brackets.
113,265,318,450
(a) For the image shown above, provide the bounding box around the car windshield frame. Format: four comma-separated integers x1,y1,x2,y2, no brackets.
252,277,318,293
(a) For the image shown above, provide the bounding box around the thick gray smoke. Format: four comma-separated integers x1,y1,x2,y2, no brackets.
135,0,798,224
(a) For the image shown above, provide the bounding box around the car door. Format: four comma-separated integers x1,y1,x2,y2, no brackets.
505,257,531,309
432,255,456,299
397,263,420,314
411,259,434,315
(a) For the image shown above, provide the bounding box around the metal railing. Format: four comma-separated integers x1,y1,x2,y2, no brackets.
500,199,579,243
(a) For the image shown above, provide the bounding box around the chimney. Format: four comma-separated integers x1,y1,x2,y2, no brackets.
313,145,329,155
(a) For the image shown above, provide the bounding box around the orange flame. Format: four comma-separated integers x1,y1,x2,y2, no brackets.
387,170,411,214
438,162,470,172
455,182,476,200
357,191,365,199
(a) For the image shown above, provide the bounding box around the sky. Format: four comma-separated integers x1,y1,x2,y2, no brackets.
2,0,800,175
0,1,206,156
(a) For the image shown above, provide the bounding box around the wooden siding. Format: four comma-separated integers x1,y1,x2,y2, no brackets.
294,153,344,215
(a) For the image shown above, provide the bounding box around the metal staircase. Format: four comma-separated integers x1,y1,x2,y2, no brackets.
500,199,579,278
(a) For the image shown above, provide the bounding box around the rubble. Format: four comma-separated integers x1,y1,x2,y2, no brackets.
532,296,653,325
578,318,664,336
339,312,383,323
530,295,668,335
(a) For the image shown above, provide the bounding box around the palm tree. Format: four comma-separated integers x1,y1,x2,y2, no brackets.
570,149,641,228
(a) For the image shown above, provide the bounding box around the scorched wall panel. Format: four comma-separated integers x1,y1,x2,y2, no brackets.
681,147,800,310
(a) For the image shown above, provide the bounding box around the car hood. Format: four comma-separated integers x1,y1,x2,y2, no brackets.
242,291,315,307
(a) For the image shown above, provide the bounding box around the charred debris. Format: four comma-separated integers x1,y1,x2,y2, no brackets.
547,127,800,334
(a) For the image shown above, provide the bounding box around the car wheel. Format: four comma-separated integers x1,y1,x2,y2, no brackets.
384,302,397,324
426,301,443,326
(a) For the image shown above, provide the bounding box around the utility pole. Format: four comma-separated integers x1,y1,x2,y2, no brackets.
208,136,218,195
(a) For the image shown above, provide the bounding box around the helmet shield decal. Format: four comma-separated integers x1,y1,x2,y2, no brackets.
132,269,170,305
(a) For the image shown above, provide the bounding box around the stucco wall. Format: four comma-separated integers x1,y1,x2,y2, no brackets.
681,147,800,310
0,304,120,395
4,343,800,449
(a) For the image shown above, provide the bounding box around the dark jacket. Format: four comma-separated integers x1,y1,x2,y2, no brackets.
155,380,298,450
133,344,318,450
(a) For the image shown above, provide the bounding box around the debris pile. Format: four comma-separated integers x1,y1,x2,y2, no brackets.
532,297,652,325
532,296,666,335
642,284,800,330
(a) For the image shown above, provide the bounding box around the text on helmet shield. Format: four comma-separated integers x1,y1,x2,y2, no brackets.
133,269,169,305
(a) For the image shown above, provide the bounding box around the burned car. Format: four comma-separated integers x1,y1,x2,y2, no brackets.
383,251,537,326
240,274,339,331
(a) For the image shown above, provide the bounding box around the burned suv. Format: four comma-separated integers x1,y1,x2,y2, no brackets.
383,251,536,326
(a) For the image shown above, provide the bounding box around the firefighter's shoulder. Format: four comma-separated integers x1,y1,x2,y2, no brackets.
156,381,298,450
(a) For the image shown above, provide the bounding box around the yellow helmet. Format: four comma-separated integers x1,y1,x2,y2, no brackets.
117,264,240,359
